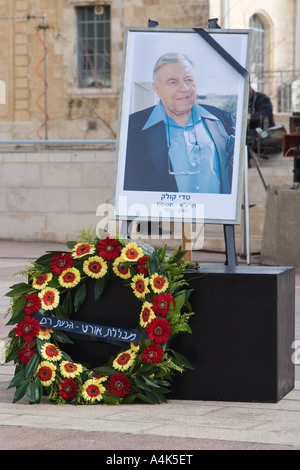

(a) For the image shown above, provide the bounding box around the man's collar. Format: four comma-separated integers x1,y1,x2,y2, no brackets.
142,100,218,130
142,101,166,130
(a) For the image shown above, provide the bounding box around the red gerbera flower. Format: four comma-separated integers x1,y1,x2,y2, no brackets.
146,317,171,344
96,236,121,260
18,342,36,364
58,378,78,401
23,293,42,315
106,373,131,398
50,253,74,275
152,293,175,317
141,343,164,364
15,316,40,342
136,256,149,275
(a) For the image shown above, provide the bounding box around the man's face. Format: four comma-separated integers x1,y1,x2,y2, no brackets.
152,60,197,121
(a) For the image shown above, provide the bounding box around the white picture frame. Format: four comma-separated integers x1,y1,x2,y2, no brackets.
113,27,252,225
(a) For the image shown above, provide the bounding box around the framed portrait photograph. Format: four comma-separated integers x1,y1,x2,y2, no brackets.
112,27,252,224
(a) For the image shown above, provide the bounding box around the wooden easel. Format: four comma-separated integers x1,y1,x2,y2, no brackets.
181,222,237,265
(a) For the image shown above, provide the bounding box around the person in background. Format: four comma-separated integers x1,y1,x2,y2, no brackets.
247,87,282,159
248,86,275,130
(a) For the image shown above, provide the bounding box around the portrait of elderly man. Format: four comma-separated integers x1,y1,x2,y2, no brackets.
123,52,235,194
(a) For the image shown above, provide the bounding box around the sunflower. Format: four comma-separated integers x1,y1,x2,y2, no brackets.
72,242,95,258
37,327,53,340
150,273,169,293
37,361,56,387
41,343,62,362
82,379,105,403
130,343,140,353
83,256,108,279
113,349,136,371
121,242,144,262
58,267,81,288
131,274,150,299
112,256,131,279
139,302,156,327
38,287,60,310
32,273,52,290
59,360,83,378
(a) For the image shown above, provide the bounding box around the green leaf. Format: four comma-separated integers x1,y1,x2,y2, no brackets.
173,291,186,313
139,362,155,376
5,347,19,364
92,365,115,376
158,244,167,262
171,350,194,370
26,377,43,404
102,391,121,405
6,310,25,326
53,303,69,319
6,294,26,325
74,283,86,311
142,375,161,388
61,350,73,361
8,368,26,389
5,283,31,298
66,241,77,250
34,253,56,266
62,291,73,316
52,329,74,344
122,393,153,404
133,376,152,392
145,388,168,404
94,277,106,301
13,378,31,403
25,352,40,379
148,249,161,276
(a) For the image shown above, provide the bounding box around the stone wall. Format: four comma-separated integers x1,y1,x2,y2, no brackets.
0,150,116,242
0,149,294,255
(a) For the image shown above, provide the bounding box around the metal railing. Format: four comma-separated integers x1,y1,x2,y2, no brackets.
251,69,300,113
0,139,117,153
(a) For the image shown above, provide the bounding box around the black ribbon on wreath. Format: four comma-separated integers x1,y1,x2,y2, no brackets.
34,313,147,348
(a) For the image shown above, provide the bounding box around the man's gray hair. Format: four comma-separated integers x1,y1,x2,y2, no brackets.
153,53,194,82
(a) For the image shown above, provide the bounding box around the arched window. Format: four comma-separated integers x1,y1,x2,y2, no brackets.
249,14,265,92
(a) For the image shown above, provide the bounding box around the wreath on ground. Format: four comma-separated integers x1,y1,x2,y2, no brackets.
5,229,196,405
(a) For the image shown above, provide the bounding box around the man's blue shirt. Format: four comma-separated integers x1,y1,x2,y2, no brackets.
143,101,221,193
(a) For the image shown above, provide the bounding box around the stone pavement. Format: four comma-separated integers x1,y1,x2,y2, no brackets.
0,240,299,451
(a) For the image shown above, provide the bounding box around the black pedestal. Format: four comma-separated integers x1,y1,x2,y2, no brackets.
170,266,295,403
63,266,295,403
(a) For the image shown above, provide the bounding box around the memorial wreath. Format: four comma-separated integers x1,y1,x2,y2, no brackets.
5,229,196,405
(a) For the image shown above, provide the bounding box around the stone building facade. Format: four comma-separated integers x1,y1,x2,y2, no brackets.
0,0,209,141
210,0,300,125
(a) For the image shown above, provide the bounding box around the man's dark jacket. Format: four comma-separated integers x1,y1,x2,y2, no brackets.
123,104,235,194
